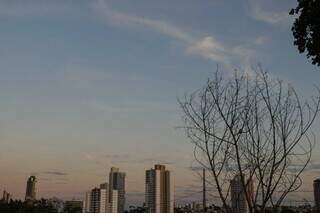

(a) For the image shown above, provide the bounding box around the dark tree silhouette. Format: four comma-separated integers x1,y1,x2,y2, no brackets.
290,0,320,66
0,199,58,213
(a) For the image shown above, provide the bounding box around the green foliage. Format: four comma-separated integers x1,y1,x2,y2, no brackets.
290,0,320,66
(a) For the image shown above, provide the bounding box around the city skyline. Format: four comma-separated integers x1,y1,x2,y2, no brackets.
3,165,320,208
0,0,320,208
2,167,320,213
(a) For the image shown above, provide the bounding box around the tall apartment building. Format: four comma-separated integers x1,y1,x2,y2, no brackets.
110,190,118,213
145,164,174,213
25,176,37,201
84,191,92,213
84,183,109,213
109,167,126,213
314,178,320,213
90,187,102,213
230,174,253,213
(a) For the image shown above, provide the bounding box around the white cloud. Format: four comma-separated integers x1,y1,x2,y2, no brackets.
95,0,255,68
95,0,193,43
186,36,228,63
187,36,256,71
248,0,291,26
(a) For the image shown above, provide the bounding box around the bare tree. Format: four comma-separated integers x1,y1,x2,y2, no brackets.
179,70,320,212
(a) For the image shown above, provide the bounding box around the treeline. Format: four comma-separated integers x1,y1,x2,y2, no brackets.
0,199,81,213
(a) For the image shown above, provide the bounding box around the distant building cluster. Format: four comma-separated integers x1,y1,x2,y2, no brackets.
83,165,174,213
84,167,126,213
2,168,320,213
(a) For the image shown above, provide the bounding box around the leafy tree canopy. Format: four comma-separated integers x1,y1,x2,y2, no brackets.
290,0,320,66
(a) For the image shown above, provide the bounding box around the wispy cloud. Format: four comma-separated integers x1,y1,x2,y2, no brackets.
90,101,175,114
84,152,176,166
95,0,193,43
43,171,68,176
2,0,256,68
247,0,291,26
95,0,254,67
186,36,228,63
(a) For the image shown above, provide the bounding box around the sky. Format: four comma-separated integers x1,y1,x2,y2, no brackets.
0,0,319,207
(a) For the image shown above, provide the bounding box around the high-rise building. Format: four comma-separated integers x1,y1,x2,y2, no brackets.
25,176,37,201
109,167,126,213
88,183,109,213
90,188,102,213
145,164,174,213
84,191,92,213
110,190,118,213
314,178,320,212
100,183,109,213
230,174,253,213
83,167,125,213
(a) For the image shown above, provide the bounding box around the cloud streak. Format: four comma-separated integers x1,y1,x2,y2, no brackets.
95,0,193,43
1,0,256,68
43,171,68,176
248,0,291,26
84,152,176,166
95,0,254,67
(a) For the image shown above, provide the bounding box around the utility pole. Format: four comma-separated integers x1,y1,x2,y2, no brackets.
203,168,206,212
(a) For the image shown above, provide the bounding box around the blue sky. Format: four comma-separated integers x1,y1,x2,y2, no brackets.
0,0,319,206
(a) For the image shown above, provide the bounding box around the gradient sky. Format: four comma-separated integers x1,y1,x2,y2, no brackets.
0,0,319,206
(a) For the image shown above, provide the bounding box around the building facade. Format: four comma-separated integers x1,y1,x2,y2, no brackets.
84,183,109,213
109,167,126,213
90,188,102,213
83,167,125,213
230,174,253,213
25,176,37,201
314,178,320,213
110,190,118,213
145,164,174,213
84,191,92,213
